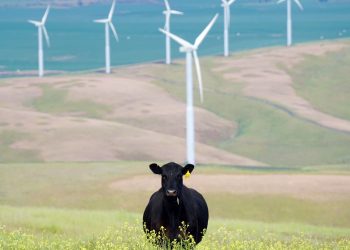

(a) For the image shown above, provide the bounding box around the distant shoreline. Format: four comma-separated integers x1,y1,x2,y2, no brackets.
1,37,349,79
1,0,349,8
0,0,160,9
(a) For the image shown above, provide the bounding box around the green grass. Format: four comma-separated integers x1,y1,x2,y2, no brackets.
149,58,350,167
291,44,350,121
30,85,112,119
1,162,349,228
0,130,41,163
198,163,350,175
206,193,350,228
0,162,349,249
0,162,147,210
0,206,138,239
0,206,349,249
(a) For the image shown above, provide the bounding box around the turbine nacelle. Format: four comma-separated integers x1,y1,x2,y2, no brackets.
28,5,50,47
221,0,236,7
162,0,184,65
277,0,303,47
94,0,119,43
221,0,237,30
159,14,219,103
28,20,42,27
28,5,51,77
162,0,183,29
179,46,195,53
277,0,304,10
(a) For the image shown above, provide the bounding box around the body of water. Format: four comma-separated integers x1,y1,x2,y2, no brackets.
0,0,349,75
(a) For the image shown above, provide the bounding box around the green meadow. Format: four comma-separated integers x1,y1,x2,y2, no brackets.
0,162,350,249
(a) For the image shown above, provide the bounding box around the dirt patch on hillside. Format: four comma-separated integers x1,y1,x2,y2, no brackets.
0,72,237,148
0,107,263,165
0,72,261,164
213,41,350,133
65,75,235,144
110,174,350,201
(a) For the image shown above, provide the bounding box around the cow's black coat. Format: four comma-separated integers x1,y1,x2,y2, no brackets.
143,162,209,244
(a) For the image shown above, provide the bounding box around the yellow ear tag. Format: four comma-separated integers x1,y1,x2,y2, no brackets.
184,171,191,179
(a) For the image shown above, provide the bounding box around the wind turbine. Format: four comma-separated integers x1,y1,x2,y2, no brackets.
163,0,183,64
277,0,303,47
94,0,119,74
28,6,50,77
221,0,236,57
159,14,219,165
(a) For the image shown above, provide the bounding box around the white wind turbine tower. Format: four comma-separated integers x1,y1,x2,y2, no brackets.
159,14,219,164
277,0,303,47
94,0,119,74
221,0,236,57
28,6,50,77
163,0,183,64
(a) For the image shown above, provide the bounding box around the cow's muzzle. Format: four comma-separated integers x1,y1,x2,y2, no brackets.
166,189,177,197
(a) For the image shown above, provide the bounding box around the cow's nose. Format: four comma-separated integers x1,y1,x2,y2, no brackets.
166,189,177,196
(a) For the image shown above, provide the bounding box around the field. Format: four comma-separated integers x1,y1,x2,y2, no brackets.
1,162,350,249
1,39,350,249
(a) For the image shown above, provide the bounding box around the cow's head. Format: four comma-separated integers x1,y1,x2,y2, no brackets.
149,162,194,198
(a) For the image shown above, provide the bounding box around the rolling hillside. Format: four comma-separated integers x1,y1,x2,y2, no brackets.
1,40,350,248
0,39,350,167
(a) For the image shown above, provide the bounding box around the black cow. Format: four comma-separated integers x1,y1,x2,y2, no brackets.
143,162,209,245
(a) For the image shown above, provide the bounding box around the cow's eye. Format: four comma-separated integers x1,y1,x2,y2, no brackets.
162,175,167,180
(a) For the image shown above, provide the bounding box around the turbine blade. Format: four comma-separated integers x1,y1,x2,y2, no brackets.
41,5,50,24
42,26,50,47
28,20,41,26
194,14,219,48
94,19,109,23
164,0,170,11
193,51,204,103
228,0,236,5
170,10,183,15
293,0,304,10
109,22,119,42
159,28,193,48
277,0,286,4
108,0,116,20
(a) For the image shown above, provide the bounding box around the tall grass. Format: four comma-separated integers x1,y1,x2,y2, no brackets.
1,223,349,250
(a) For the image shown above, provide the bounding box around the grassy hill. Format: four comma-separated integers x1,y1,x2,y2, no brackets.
1,40,350,167
292,44,350,121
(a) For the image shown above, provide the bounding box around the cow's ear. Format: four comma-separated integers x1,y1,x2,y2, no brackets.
149,163,162,175
182,164,194,175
